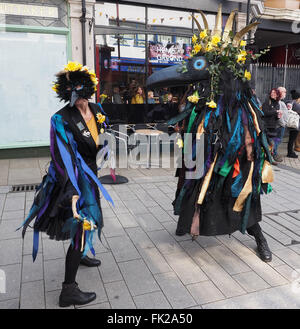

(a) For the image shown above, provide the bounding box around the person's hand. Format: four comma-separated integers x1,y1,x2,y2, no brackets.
277,109,283,118
72,195,80,219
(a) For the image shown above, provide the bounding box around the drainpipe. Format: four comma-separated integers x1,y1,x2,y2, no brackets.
80,0,87,65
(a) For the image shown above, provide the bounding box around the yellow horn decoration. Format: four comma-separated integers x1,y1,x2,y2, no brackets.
197,10,209,31
191,15,203,33
212,4,222,37
232,22,260,47
222,9,238,43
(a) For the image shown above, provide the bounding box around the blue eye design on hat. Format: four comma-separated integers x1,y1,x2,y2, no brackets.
193,58,206,70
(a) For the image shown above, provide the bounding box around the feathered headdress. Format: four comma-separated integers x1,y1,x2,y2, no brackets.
52,61,99,106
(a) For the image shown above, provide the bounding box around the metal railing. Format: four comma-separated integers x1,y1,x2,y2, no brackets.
251,63,300,103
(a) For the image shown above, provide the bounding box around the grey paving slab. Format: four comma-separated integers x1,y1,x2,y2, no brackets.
118,259,160,297
42,239,65,261
138,247,172,275
106,235,140,263
126,227,155,250
195,235,223,248
133,291,171,309
102,208,116,218
148,206,174,223
123,199,149,215
180,240,246,298
44,258,65,292
0,239,22,266
105,280,136,309
116,212,139,228
22,254,43,283
1,210,24,221
154,272,197,309
134,213,164,232
260,221,292,245
273,248,300,269
102,216,126,238
203,284,300,309
98,252,123,284
3,196,25,212
217,235,288,287
20,280,45,309
273,264,299,282
0,298,19,309
205,245,251,275
267,214,300,232
186,281,225,305
0,264,21,302
0,219,23,240
232,271,270,293
147,230,183,255
164,252,208,284
76,267,108,305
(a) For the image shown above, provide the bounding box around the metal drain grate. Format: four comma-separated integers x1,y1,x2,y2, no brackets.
10,184,39,193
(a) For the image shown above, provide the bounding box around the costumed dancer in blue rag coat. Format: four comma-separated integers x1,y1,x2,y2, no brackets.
146,5,274,262
20,61,114,307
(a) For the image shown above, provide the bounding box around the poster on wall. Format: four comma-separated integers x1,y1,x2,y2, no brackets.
149,42,191,64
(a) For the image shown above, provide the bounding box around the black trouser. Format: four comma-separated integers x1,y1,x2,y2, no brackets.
247,222,262,236
64,242,84,284
288,129,298,155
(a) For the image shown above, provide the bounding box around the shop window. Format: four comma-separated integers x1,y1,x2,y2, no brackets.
95,2,117,27
118,4,145,27
148,8,192,32
0,31,67,147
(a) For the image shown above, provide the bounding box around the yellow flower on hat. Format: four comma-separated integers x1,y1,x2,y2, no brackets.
96,113,106,124
240,40,247,47
244,70,251,81
64,61,83,72
206,100,217,108
52,83,59,93
211,35,221,46
192,34,198,44
200,29,207,40
193,43,202,54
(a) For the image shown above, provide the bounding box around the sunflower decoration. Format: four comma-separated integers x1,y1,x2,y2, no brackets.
187,5,270,108
52,61,99,106
96,112,107,134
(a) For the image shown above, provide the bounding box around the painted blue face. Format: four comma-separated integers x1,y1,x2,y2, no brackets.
193,58,206,70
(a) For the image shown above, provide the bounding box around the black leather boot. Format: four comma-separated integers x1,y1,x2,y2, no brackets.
59,282,96,307
247,224,272,262
80,256,101,267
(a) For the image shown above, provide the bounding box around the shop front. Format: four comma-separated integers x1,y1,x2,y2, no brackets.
0,0,71,149
94,2,223,124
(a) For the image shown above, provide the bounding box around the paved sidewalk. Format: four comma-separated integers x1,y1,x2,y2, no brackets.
0,154,300,309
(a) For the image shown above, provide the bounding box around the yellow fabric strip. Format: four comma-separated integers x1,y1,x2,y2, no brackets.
233,161,254,212
248,102,261,136
196,118,205,140
197,153,218,205
86,116,99,146
262,160,274,183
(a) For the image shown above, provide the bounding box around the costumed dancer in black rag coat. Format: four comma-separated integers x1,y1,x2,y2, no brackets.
19,61,114,307
146,5,273,262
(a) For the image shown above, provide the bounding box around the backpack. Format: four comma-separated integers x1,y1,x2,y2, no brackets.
286,109,300,130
